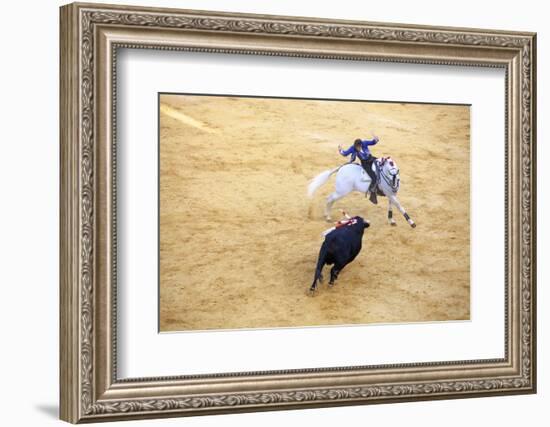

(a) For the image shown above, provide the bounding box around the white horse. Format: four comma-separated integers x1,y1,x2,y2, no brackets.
308,157,416,227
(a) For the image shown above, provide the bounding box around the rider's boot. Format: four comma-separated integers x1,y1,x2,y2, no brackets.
368,183,378,204
369,191,378,205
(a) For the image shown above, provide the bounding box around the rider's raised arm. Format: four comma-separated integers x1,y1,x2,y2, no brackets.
362,137,379,147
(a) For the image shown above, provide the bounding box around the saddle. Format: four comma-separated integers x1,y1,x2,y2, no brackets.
359,161,381,182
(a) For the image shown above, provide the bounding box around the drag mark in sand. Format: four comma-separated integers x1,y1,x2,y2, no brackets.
160,103,220,135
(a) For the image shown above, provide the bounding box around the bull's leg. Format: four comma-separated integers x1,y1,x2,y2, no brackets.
310,266,322,293
388,198,396,226
324,192,343,222
309,279,318,293
329,259,348,286
328,267,340,286
310,244,329,294
389,195,416,228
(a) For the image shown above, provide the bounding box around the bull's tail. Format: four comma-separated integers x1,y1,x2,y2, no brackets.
307,166,340,198
310,243,328,292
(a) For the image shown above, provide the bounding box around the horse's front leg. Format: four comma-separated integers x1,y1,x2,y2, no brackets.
389,195,416,228
388,198,396,226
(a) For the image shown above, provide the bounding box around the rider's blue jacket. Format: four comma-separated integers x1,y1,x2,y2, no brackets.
339,138,378,162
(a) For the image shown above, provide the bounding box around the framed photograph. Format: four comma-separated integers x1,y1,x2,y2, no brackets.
60,2,537,423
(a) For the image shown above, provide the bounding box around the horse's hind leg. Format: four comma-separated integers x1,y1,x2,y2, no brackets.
325,192,343,221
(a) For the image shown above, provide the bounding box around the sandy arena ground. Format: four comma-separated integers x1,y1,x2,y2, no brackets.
159,94,470,332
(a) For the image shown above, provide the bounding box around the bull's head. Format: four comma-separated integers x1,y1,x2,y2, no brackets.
339,212,370,230
351,215,370,229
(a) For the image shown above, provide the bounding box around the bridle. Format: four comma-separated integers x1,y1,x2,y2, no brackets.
380,160,400,193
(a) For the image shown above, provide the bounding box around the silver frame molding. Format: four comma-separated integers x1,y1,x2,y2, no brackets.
60,2,537,423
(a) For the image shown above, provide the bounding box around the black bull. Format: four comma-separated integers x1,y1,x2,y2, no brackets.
310,216,370,293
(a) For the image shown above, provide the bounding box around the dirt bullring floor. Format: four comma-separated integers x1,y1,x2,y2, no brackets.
159,94,470,332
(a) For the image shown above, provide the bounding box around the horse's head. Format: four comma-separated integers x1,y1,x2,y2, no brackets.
380,157,400,192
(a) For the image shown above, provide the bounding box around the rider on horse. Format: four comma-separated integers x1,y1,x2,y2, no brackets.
338,136,380,204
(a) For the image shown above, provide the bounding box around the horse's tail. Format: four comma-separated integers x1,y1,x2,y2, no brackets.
307,166,340,198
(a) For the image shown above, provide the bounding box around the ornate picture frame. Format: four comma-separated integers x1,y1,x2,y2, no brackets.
60,2,536,423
